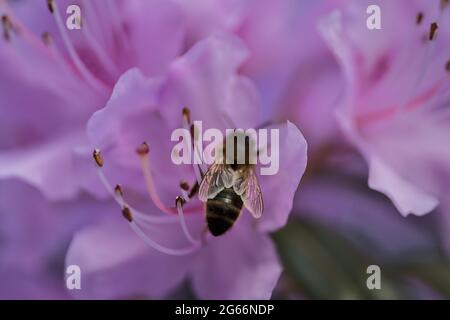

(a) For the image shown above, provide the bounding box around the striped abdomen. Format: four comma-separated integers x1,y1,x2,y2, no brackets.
206,188,243,236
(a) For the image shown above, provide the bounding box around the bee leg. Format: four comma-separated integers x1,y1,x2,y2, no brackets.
179,181,199,202
188,181,199,199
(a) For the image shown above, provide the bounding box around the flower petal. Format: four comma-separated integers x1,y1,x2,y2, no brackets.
258,121,308,232
65,215,197,299
0,133,95,200
191,220,281,299
294,174,438,256
368,155,439,217
160,33,259,131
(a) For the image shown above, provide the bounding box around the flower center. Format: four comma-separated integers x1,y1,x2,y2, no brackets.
92,108,208,256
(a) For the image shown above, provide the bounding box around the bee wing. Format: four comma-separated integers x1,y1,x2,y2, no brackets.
198,164,234,202
233,168,263,219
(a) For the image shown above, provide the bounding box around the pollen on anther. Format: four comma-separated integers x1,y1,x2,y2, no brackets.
429,22,438,41
136,142,149,155
416,12,423,25
115,184,124,197
446,60,450,72
2,15,11,41
42,32,52,46
93,149,104,167
182,107,191,124
47,0,55,14
122,207,133,222
180,181,190,191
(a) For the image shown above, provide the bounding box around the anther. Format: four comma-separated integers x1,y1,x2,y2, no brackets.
114,184,123,197
429,22,438,41
41,32,52,46
47,0,55,14
175,196,186,207
136,142,149,155
2,15,11,41
180,181,190,191
122,206,133,222
93,149,104,167
416,12,423,25
182,107,191,125
441,0,449,10
446,60,450,72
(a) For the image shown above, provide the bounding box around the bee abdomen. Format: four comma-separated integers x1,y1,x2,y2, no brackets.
206,188,243,237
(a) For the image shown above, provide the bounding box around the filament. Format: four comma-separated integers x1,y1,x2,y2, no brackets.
137,146,178,215
95,164,178,224
47,0,108,94
176,197,200,245
182,108,206,184
81,20,120,78
129,220,200,256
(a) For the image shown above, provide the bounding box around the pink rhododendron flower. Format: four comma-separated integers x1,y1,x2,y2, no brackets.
0,178,114,299
66,34,307,299
0,0,184,199
320,0,450,216
1,0,448,300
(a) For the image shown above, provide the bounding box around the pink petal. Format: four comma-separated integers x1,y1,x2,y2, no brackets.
191,219,281,299
259,121,308,232
66,216,196,299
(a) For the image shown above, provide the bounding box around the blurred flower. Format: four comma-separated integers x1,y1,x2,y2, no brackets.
66,34,307,299
0,0,185,199
320,0,450,216
0,178,114,299
0,0,184,299
1,0,449,300
176,0,346,139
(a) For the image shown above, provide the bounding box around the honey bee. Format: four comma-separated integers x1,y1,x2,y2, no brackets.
198,134,263,236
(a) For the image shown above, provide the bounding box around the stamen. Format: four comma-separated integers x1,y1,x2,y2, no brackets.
115,184,124,197
46,0,54,13
92,148,205,254
179,181,190,200
441,0,449,10
81,20,120,78
92,149,178,224
104,0,131,53
41,32,52,46
93,149,104,167
136,142,150,155
397,13,444,115
0,0,53,55
181,108,205,183
46,0,108,94
429,22,438,41
182,107,191,125
176,196,200,245
1,14,11,41
180,181,190,191
122,206,133,222
136,142,178,215
129,217,201,256
446,60,450,72
416,12,423,25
